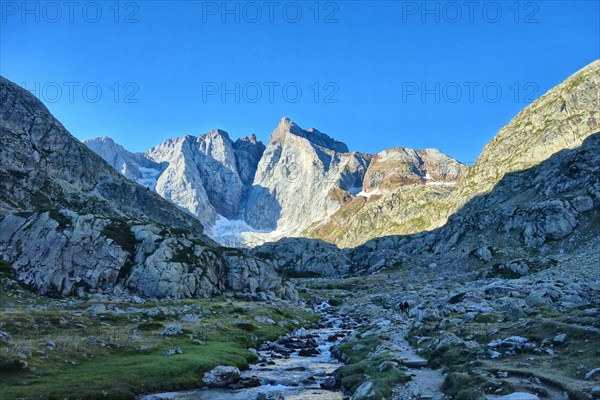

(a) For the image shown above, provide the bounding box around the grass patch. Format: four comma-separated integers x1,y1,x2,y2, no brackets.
442,372,486,399
0,279,319,400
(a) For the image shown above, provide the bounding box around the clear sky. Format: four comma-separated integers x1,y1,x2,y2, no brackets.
1,1,599,163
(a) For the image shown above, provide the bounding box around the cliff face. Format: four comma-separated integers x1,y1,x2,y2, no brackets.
244,117,371,234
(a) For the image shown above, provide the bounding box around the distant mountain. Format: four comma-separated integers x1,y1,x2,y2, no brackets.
304,147,469,246
84,61,599,252
87,118,466,246
84,136,164,189
305,60,600,247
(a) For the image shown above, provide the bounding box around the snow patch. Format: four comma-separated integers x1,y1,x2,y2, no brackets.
356,188,382,198
207,215,288,248
136,167,161,190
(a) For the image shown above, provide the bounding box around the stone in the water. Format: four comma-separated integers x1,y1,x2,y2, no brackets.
487,393,540,400
320,376,339,389
299,347,321,357
256,392,284,400
203,366,241,387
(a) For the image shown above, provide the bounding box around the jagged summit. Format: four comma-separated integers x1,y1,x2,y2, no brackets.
273,117,349,153
85,116,467,246
80,61,600,248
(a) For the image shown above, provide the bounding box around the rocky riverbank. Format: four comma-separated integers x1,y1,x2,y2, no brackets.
300,235,600,400
141,302,360,400
0,265,318,400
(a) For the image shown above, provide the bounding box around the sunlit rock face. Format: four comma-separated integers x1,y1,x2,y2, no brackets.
244,117,371,234
85,61,599,249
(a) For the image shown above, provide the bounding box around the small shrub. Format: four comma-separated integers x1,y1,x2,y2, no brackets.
449,292,466,304
0,356,28,373
137,322,164,331
328,298,344,307
235,322,256,332
442,372,485,397
456,388,483,400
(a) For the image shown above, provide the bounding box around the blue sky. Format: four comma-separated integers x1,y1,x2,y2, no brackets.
1,1,599,163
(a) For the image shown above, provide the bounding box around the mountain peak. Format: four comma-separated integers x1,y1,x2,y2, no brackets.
272,117,349,153
205,128,231,141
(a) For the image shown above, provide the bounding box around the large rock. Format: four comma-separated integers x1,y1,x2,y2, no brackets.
487,393,540,400
203,366,240,387
0,206,297,301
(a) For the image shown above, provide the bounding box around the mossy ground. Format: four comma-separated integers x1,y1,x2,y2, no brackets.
0,267,319,400
409,306,600,398
335,330,410,399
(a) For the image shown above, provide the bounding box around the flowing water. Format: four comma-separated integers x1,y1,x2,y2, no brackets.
140,303,358,400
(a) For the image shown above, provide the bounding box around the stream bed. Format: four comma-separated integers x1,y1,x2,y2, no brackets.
141,303,359,400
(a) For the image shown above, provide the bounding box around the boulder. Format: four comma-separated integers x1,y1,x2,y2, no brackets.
161,324,183,335
487,393,540,400
203,366,241,388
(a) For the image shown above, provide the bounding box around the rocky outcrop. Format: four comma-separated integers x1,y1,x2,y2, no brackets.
252,238,353,277
0,210,298,301
362,147,466,192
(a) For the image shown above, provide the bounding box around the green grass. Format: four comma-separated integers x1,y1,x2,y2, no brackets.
0,276,320,400
441,373,486,399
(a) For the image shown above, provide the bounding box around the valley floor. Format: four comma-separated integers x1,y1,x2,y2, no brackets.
0,265,318,400
297,235,600,399
1,236,599,400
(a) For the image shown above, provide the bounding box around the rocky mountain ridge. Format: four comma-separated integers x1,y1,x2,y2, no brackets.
0,75,297,302
87,119,468,247
258,131,600,278
250,60,600,276
305,59,600,247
